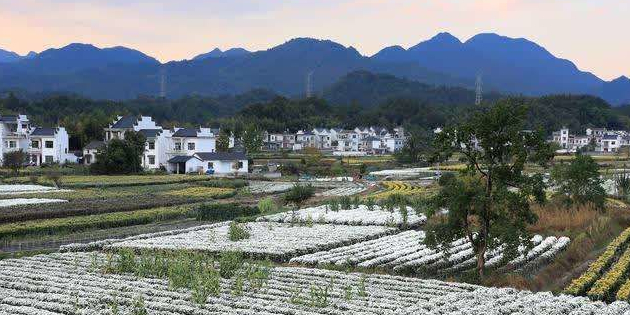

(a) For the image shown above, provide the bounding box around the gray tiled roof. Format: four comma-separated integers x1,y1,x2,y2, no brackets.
172,128,199,137
167,155,196,163
195,151,247,161
138,129,162,138
111,116,137,129
84,140,105,150
30,127,56,136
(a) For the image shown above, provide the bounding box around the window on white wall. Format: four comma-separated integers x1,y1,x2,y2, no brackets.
45,141,54,148
188,142,196,150
44,156,53,164
148,141,155,150
148,155,155,165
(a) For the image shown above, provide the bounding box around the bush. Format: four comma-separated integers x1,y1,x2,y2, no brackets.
283,184,315,208
257,197,277,214
198,179,248,189
194,203,260,221
228,222,251,242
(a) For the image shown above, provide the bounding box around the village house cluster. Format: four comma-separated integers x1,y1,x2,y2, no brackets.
1,114,408,174
262,126,406,155
83,116,246,175
0,114,75,166
551,127,630,153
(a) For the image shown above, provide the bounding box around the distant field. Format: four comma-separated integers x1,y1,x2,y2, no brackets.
2,174,214,188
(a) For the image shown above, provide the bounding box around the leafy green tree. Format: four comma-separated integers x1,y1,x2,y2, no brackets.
124,131,147,173
427,102,554,278
2,150,28,175
90,132,146,175
241,124,263,154
395,128,432,164
216,130,230,152
551,153,605,209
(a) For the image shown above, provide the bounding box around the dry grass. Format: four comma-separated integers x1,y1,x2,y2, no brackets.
528,202,599,234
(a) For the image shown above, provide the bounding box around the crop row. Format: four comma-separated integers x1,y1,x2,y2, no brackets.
0,252,625,314
370,181,429,199
257,205,426,228
291,230,570,276
0,186,235,223
105,222,396,261
565,226,630,297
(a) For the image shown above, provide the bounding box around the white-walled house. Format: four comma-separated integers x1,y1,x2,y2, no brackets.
104,116,161,141
0,114,73,166
28,127,75,165
139,128,172,170
167,152,248,174
0,115,31,161
170,128,217,157
83,140,105,165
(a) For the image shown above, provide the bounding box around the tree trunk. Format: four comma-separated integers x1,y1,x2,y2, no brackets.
476,242,486,278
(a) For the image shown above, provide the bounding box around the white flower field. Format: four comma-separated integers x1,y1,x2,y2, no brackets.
106,222,396,260
0,198,68,207
291,230,571,274
0,252,626,315
257,205,426,227
0,184,71,195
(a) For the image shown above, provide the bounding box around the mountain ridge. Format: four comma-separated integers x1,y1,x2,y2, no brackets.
0,34,627,104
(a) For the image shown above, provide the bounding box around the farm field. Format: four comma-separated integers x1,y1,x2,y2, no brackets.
565,226,630,302
0,251,628,314
106,222,396,261
258,204,426,227
2,174,215,188
369,181,434,199
292,230,570,275
0,183,236,223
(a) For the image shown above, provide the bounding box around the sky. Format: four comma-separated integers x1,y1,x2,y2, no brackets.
0,0,628,81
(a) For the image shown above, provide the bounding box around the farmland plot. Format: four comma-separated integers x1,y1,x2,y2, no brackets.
106,222,395,260
0,252,626,315
291,230,570,275
566,226,630,302
248,181,295,194
258,205,426,227
319,183,366,197
0,184,71,195
0,198,67,208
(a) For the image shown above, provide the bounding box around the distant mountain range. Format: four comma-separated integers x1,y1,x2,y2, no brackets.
0,33,628,104
192,48,250,60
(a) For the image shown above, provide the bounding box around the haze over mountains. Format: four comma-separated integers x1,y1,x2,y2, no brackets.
0,32,628,105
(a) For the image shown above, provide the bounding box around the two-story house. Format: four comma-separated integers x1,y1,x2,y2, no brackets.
28,127,73,165
0,115,31,160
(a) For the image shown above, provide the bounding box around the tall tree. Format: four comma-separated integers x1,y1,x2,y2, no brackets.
216,130,231,152
551,153,606,209
241,124,263,154
427,102,554,278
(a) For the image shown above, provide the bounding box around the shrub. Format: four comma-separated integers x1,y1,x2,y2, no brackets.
339,196,351,210
228,222,251,242
44,169,63,188
198,179,248,189
28,175,39,184
283,184,315,208
194,203,260,221
219,251,244,279
257,197,277,214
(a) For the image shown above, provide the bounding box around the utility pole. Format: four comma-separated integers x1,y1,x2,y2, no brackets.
159,68,167,98
475,73,483,106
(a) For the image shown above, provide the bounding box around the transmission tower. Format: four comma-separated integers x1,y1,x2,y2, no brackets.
475,73,483,105
159,68,167,98
306,71,314,98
